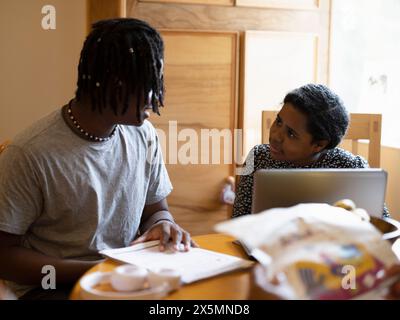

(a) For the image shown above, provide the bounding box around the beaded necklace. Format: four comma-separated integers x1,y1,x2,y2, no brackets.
66,101,117,142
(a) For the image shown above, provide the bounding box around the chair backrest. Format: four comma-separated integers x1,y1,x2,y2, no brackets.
261,111,382,168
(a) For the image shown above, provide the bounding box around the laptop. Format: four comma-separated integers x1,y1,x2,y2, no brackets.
252,168,388,217
236,168,387,260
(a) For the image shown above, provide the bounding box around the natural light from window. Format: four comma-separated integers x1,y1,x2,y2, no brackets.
330,0,400,148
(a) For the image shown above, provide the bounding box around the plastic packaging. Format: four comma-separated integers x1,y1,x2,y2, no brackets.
216,203,400,299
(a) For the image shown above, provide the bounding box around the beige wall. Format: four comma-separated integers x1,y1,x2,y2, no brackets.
0,0,86,141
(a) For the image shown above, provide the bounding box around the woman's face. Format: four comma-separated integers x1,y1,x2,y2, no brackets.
269,103,327,165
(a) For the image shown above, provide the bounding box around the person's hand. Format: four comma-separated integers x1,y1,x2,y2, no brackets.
131,221,199,252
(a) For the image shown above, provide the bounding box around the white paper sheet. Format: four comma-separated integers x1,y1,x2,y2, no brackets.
100,240,253,283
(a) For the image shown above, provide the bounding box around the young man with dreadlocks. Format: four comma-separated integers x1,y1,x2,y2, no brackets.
0,18,194,299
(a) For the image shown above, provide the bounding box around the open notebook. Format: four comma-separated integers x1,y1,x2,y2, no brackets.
100,240,254,284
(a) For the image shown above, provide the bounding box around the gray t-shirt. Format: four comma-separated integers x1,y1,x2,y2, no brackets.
0,109,172,296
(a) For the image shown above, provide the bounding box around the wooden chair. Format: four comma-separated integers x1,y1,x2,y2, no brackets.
262,111,382,168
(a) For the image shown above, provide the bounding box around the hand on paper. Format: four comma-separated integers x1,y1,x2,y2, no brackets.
131,221,199,252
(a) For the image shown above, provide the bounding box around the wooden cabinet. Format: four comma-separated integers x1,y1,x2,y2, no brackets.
139,0,234,6
150,31,238,235
88,0,331,234
236,0,319,9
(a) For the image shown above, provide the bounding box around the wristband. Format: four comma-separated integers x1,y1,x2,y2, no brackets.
140,210,175,234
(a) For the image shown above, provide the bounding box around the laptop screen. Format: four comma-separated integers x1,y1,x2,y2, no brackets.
251,169,387,217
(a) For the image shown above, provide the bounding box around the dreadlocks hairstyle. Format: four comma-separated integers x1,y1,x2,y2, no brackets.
75,18,165,121
283,84,349,150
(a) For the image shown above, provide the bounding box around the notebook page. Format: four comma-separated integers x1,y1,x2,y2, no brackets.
100,241,253,283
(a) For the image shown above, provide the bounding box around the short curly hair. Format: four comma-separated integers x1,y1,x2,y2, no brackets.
283,84,349,149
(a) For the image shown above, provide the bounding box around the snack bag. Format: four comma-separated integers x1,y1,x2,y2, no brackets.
215,203,399,299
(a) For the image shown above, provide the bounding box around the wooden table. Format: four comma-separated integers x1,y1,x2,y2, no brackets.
70,234,252,300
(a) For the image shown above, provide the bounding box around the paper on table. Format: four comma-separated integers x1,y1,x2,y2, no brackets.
100,240,254,284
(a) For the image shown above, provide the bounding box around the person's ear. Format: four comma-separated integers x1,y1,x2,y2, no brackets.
312,140,329,153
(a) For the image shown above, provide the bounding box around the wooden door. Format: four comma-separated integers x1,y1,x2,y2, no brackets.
149,31,239,235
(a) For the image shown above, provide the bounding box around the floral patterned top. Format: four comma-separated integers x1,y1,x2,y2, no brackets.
232,144,389,218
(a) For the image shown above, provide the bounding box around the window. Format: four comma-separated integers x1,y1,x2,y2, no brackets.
330,0,400,148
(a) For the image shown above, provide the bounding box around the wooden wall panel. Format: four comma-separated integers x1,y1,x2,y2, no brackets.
236,0,319,10
140,0,233,6
128,0,330,83
149,31,238,235
129,2,321,33
87,0,126,32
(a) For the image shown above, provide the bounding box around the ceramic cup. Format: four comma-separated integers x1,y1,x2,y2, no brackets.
110,264,148,292
148,268,182,291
